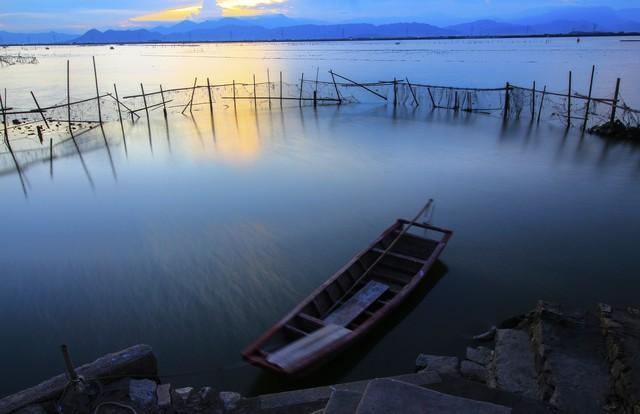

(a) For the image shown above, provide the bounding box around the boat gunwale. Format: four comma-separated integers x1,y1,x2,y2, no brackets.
241,219,452,374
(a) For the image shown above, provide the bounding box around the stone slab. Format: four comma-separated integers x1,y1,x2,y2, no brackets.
415,354,459,375
324,390,362,414
489,329,538,399
355,378,511,414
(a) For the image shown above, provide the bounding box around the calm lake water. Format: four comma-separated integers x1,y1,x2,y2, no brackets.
1,37,640,398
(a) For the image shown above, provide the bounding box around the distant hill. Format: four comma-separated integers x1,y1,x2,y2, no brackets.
0,31,76,44
1,7,639,46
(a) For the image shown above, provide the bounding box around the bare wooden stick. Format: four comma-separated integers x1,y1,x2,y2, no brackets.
610,78,621,124
253,74,257,107
279,71,283,108
531,81,536,120
503,82,510,120
582,65,595,132
160,85,167,118
567,71,572,129
267,69,272,109
299,73,304,107
406,77,419,106
67,60,73,137
141,83,152,142
330,70,341,105
207,78,214,114
113,84,126,145
182,77,197,114
233,80,237,111
331,70,386,101
537,85,546,124
393,78,398,106
92,56,103,124
0,93,9,146
427,87,436,108
30,91,50,129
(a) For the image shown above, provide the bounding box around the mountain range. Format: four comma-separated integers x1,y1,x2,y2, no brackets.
1,7,639,45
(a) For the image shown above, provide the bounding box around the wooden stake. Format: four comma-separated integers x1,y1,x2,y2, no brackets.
0,93,8,146
299,73,304,107
267,69,272,109
253,74,257,107
427,88,436,108
503,82,510,120
67,60,73,137
393,78,398,106
141,83,152,140
159,85,167,118
182,77,197,114
279,71,283,108
406,77,419,106
582,65,595,132
92,56,102,124
30,91,50,129
537,85,546,124
233,80,237,111
567,71,572,128
313,91,317,107
454,91,459,111
610,78,621,125
113,84,126,142
531,81,536,121
207,78,214,114
331,70,385,101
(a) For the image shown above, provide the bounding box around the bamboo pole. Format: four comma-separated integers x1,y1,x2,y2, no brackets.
233,80,237,111
567,71,572,129
279,71,283,108
159,85,167,118
427,87,436,108
330,70,341,105
331,70,386,101
182,77,197,114
267,69,272,109
406,77,419,106
253,74,257,107
92,56,102,124
531,81,536,120
30,91,50,129
299,73,304,107
141,83,152,142
324,199,434,316
393,78,398,106
207,78,214,114
582,65,595,132
67,60,73,137
113,84,125,142
537,85,547,124
610,78,621,124
503,82,510,120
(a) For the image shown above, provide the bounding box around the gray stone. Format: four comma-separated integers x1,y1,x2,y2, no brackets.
174,386,193,402
467,346,493,366
156,383,171,408
324,390,362,414
489,329,539,399
129,378,157,407
355,378,511,414
461,360,489,383
199,386,216,404
219,391,241,411
14,404,48,414
415,354,459,375
598,303,612,314
474,327,497,342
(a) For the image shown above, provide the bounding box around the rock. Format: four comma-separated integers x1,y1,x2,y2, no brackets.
174,387,193,402
473,327,497,342
355,378,511,414
489,329,538,399
156,383,171,408
415,354,459,375
461,361,488,383
598,303,612,314
219,391,241,411
14,404,48,414
129,378,157,407
324,390,362,414
466,346,493,366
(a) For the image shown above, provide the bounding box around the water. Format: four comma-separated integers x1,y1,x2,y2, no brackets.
1,37,640,398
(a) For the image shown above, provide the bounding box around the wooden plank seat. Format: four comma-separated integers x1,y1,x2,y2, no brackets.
266,324,351,373
324,280,389,326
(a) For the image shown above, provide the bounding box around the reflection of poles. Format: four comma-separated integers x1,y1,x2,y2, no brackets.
253,74,257,107
299,73,304,107
279,71,283,108
49,138,53,178
567,71,572,129
67,60,73,137
582,65,595,132
92,56,102,125
113,84,127,155
0,92,8,146
68,61,94,189
267,69,272,109
531,81,536,121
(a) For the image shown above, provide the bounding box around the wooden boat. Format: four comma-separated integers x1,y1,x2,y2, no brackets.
241,200,452,375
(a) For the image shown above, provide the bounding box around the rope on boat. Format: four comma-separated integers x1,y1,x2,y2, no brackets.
323,199,435,316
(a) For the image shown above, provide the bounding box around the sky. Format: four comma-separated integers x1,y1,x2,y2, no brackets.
0,0,637,33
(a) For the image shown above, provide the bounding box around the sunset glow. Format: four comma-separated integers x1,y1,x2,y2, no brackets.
131,3,204,22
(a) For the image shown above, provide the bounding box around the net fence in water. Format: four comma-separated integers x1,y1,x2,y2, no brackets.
1,70,638,174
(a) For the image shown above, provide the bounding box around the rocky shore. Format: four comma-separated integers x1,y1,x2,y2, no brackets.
2,300,638,414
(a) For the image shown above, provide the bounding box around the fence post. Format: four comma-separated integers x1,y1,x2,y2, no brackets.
159,85,167,118
393,78,398,106
537,85,546,124
253,74,257,107
582,65,595,132
92,56,103,124
207,77,214,114
280,71,283,108
567,71,572,129
330,70,341,105
503,82,510,120
267,69,272,109
299,73,304,107
233,80,237,111
531,81,536,121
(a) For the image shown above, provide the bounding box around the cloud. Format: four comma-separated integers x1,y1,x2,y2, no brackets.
131,2,204,22
216,0,288,16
